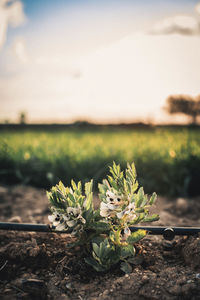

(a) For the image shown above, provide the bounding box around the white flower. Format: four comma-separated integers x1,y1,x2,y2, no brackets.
116,210,125,219
48,204,86,236
48,213,61,226
56,223,66,231
127,202,135,212
78,215,86,224
66,220,76,227
106,190,122,205
63,215,70,222
116,202,136,221
67,206,81,217
100,202,110,217
107,203,118,210
66,206,86,225
100,202,118,218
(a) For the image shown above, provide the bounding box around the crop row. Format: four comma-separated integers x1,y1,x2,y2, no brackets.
0,128,200,197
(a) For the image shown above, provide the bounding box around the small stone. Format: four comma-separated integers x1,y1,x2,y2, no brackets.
4,288,12,293
0,186,7,193
195,273,200,279
142,275,148,282
175,198,189,214
187,280,193,284
8,216,22,223
103,290,109,296
66,282,72,290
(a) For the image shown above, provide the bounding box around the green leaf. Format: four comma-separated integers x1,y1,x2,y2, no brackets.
56,181,67,197
141,195,148,206
84,257,105,272
125,162,138,194
120,261,132,274
68,192,75,204
135,187,144,208
129,213,146,224
120,245,135,258
98,183,107,195
47,190,66,210
89,222,110,232
92,243,100,257
142,214,159,222
135,207,145,213
71,179,77,191
77,181,82,193
149,192,157,205
84,180,93,210
127,229,146,244
107,175,118,190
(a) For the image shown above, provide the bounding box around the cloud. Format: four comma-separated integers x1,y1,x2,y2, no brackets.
11,37,29,63
35,56,82,79
195,2,200,15
0,0,26,50
150,15,200,35
1,32,200,123
150,2,200,36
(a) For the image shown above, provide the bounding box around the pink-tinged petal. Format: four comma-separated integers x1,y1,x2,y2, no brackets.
66,220,76,227
56,223,66,231
48,215,55,223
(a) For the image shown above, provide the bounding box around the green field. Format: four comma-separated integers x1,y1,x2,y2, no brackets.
0,128,200,197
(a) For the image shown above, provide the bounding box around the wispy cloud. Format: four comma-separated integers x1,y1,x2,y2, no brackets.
150,1,200,36
195,2,200,15
11,37,29,63
0,0,26,50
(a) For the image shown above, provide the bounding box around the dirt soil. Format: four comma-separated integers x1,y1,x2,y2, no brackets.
0,185,200,300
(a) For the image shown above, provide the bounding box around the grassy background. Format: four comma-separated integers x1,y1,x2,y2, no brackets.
0,127,200,197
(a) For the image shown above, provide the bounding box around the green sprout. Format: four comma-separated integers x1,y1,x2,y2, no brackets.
47,162,159,273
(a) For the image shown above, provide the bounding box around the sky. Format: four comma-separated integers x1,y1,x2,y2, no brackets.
0,0,200,124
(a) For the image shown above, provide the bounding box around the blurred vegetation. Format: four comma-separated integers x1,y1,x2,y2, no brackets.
0,128,200,197
166,94,200,125
19,112,27,125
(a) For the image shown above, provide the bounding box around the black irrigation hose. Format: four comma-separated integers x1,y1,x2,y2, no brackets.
0,222,200,240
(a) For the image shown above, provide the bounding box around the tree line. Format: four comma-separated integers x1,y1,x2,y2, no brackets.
166,94,200,125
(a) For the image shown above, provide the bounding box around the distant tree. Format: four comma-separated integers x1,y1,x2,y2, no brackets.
19,112,27,124
166,94,200,124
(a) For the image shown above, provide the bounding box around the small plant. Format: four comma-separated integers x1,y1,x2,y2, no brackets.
47,162,159,273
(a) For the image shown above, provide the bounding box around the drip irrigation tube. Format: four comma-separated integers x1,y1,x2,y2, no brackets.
0,222,200,240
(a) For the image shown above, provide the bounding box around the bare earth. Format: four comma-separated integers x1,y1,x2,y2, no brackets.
0,185,200,300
